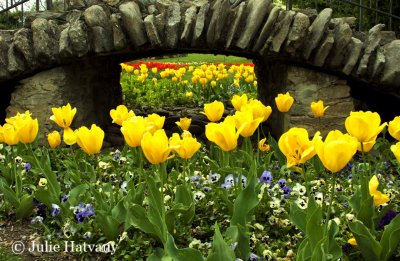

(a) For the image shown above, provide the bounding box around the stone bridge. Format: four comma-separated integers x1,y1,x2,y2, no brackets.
0,0,399,139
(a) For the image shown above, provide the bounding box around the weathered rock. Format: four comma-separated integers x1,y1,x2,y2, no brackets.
303,8,332,60
0,30,13,79
66,10,82,23
68,20,90,56
66,0,86,10
331,17,356,28
313,30,334,67
144,15,162,47
165,2,181,48
13,29,36,67
327,21,352,68
31,18,60,64
379,31,396,46
285,12,309,54
371,47,385,79
342,37,363,75
155,0,171,15
192,3,209,43
270,10,295,53
380,40,400,89
59,27,73,57
252,6,280,52
8,44,26,74
356,24,385,77
148,5,157,15
110,14,127,50
103,0,121,6
119,1,147,47
225,2,246,49
154,13,166,36
180,5,197,42
236,0,271,49
260,10,286,54
206,0,230,46
84,5,113,53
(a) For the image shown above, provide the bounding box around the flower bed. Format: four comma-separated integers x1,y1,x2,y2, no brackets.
0,92,400,260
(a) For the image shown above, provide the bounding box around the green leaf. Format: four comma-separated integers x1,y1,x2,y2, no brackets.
34,188,52,207
268,134,285,166
306,198,324,249
0,181,19,207
289,202,306,233
207,224,235,261
327,219,342,260
68,184,89,206
16,195,34,220
166,233,204,261
126,204,157,237
349,220,381,261
311,238,327,261
380,213,400,260
174,185,195,224
147,248,164,261
95,211,121,241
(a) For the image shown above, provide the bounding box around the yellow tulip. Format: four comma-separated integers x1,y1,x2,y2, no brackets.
75,124,104,155
278,128,320,168
124,65,134,73
253,81,257,87
199,78,208,85
176,117,191,131
233,110,263,138
201,100,224,122
345,111,387,152
134,69,139,75
388,116,400,140
244,99,272,122
186,92,193,98
141,129,172,164
210,80,217,87
275,92,294,113
205,118,244,152
231,94,248,111
47,131,61,149
258,138,270,152
151,67,157,74
311,100,329,117
145,113,165,134
169,133,201,159
110,105,135,126
6,111,32,126
172,76,178,83
314,130,358,173
121,116,147,147
369,175,390,206
15,116,39,144
347,238,357,246
50,103,77,129
63,128,77,145
2,123,19,145
391,142,400,161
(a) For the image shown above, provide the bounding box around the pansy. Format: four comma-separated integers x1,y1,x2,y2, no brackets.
259,170,273,184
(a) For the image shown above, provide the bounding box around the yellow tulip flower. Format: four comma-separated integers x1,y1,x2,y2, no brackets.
75,124,104,155
275,92,294,113
391,142,400,161
110,105,135,126
2,123,19,145
15,116,39,144
141,129,172,164
347,238,357,246
258,138,270,152
63,127,77,145
314,130,358,173
345,111,387,152
0,125,4,143
233,110,263,138
175,117,191,131
47,131,61,149
186,91,193,98
278,128,320,168
6,111,32,126
210,80,217,87
145,113,165,134
50,103,77,129
388,116,400,141
310,100,329,117
151,67,157,74
134,69,139,76
169,133,201,159
244,99,272,122
121,116,147,147
231,94,248,111
205,118,244,152
201,100,224,122
369,175,390,206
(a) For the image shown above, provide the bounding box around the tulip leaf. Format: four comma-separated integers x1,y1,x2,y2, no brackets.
311,238,327,261
207,224,236,261
0,180,19,207
125,204,157,237
68,183,89,206
147,248,164,261
16,194,34,220
95,210,121,241
305,198,323,250
267,134,285,167
166,233,204,261
349,220,381,261
174,185,195,224
327,219,342,260
379,213,400,260
35,188,53,207
289,202,307,233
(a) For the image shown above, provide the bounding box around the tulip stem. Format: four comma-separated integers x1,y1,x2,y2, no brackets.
325,172,336,233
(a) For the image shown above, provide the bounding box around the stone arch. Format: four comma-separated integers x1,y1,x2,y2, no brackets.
0,0,399,137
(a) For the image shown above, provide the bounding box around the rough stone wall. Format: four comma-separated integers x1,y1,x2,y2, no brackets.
7,57,121,136
286,66,354,136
